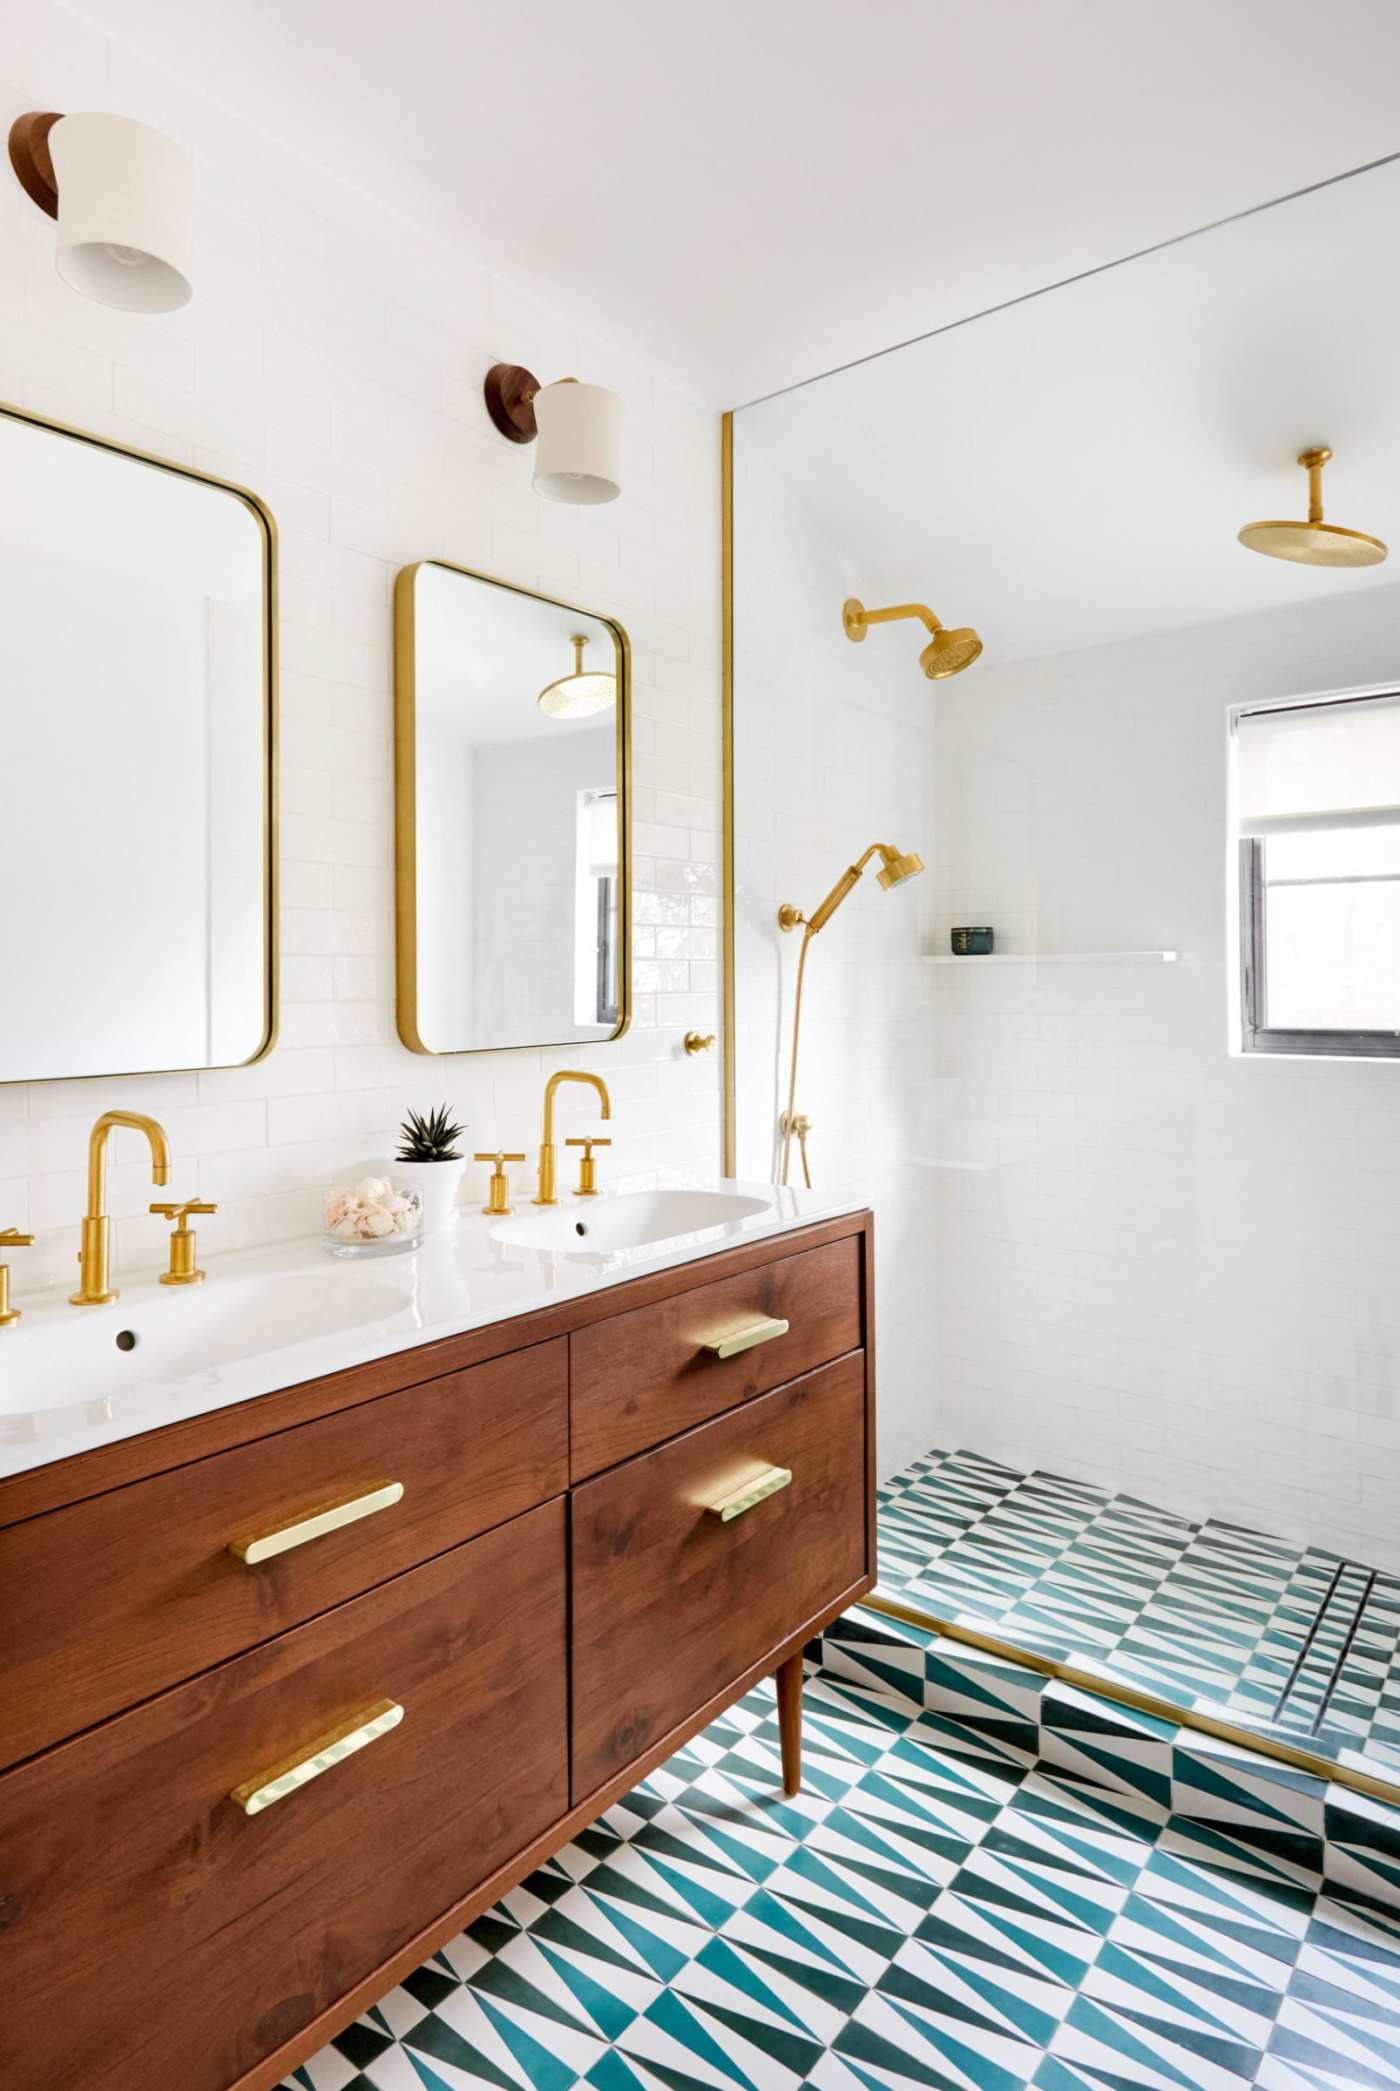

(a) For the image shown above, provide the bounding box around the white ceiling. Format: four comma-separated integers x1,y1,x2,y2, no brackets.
737,154,1400,661
63,0,1400,406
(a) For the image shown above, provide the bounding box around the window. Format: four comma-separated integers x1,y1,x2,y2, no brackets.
1235,690,1400,1056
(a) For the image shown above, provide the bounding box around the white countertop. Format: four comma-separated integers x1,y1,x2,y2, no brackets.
0,1181,863,1480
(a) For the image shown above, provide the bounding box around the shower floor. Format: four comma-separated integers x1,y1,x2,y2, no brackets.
878,1447,1400,1785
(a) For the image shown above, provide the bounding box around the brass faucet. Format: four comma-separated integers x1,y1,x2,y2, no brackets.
71,1111,172,1306
534,1071,611,1206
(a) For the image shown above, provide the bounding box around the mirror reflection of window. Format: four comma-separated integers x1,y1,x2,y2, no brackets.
576,788,619,1027
401,563,628,1055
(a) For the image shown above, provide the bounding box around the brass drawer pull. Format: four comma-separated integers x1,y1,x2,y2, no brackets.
229,1481,405,1565
230,1698,404,1816
707,1466,792,1522
703,1316,789,1361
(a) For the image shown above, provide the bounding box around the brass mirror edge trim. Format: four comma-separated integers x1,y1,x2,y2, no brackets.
393,557,633,1058
864,1590,1400,1809
0,393,279,1087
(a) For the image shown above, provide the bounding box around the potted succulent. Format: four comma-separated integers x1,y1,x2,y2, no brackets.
393,1104,467,1235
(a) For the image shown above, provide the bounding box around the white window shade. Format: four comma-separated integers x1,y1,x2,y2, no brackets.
1236,693,1400,835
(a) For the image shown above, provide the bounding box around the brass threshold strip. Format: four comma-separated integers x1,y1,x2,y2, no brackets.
863,1588,1400,1808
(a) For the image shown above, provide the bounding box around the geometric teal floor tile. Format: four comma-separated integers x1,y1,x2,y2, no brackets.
284,1639,1400,2091
878,1446,1400,1787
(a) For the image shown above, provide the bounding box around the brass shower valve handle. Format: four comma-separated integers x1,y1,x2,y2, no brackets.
150,1200,217,1287
565,1136,611,1197
474,1152,526,1217
0,1226,34,1328
683,1031,716,1054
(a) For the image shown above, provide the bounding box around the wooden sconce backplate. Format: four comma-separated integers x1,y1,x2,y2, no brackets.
484,362,540,444
9,112,62,218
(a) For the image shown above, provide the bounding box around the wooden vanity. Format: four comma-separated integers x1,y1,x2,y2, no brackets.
0,1208,874,2091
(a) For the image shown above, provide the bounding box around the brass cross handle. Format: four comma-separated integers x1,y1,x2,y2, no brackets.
150,1199,217,1286
565,1136,611,1197
684,1032,716,1055
0,1227,33,1330
474,1153,526,1217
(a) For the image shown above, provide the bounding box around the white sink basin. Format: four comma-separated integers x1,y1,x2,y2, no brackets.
1,1271,411,1416
491,1188,770,1257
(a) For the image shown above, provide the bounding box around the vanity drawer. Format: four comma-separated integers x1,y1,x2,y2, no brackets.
0,1337,566,1771
0,1498,567,2091
569,1232,863,1478
570,1350,868,1798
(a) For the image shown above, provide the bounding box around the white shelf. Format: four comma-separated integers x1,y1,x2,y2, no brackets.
926,949,1180,965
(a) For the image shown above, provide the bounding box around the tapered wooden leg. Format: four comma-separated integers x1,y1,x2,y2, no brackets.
776,1651,803,1795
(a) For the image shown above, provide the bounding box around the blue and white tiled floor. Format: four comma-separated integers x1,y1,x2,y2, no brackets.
284,1615,1400,2091
879,1448,1400,1783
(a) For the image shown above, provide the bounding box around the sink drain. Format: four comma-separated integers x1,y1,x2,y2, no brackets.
115,1329,138,1352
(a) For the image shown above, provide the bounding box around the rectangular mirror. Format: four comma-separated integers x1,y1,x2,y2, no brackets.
395,560,630,1055
0,403,275,1085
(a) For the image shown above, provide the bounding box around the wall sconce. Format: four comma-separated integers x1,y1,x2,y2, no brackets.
8,111,193,313
483,363,622,505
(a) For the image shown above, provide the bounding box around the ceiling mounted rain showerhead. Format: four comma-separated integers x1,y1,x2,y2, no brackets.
844,597,982,679
1238,447,1387,569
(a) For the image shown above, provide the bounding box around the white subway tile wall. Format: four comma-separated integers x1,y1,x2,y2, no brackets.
932,584,1400,1572
0,5,721,1289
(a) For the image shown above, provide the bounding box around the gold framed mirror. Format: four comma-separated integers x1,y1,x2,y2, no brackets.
394,559,631,1056
0,398,277,1086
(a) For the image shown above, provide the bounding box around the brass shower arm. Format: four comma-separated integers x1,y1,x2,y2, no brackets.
844,600,942,639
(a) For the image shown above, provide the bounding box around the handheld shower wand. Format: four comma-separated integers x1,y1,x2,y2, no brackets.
776,842,924,1187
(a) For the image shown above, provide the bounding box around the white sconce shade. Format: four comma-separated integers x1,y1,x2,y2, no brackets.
531,381,622,505
48,114,193,313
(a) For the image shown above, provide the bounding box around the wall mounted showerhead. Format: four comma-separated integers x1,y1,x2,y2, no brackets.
844,597,982,679
919,626,983,679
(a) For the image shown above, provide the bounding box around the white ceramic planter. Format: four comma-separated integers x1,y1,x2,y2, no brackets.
392,1157,465,1235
